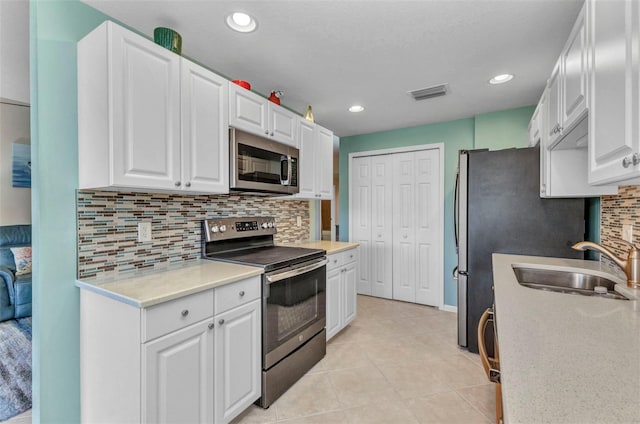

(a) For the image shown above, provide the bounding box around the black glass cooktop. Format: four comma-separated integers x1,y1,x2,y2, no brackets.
205,245,325,272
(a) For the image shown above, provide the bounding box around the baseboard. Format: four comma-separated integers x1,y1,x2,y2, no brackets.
440,304,457,314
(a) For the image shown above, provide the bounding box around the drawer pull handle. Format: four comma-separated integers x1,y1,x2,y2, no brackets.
208,323,214,330
219,319,225,325
239,290,245,297
181,309,189,317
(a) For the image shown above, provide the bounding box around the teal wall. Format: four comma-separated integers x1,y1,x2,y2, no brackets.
31,1,109,422
339,107,536,307
475,106,535,150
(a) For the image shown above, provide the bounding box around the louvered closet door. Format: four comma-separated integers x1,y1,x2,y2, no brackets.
352,156,372,295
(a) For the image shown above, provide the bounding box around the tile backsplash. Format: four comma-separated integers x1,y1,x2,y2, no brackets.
77,191,310,279
601,185,639,256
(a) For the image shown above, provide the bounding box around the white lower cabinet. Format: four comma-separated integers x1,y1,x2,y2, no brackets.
144,319,215,423
326,248,358,341
80,275,262,424
214,299,261,424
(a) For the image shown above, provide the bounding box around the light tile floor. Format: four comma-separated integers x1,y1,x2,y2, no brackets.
233,295,495,424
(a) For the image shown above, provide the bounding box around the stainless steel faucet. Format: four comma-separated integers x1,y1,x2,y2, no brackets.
572,240,640,288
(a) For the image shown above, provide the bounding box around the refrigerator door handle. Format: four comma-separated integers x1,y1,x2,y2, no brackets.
454,168,459,253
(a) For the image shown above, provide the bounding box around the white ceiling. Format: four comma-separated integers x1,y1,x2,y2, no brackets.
83,0,583,137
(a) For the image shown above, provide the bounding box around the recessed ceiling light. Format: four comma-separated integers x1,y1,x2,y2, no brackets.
349,105,365,113
489,74,514,85
226,12,257,33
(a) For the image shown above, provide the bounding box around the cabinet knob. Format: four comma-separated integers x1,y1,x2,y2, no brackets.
270,132,274,136
623,156,632,168
633,153,640,166
218,319,225,325
239,290,245,297
265,130,269,135
181,309,189,317
185,182,191,187
208,322,215,330
175,181,181,187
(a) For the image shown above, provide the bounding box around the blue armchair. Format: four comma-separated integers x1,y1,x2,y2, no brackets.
0,225,32,322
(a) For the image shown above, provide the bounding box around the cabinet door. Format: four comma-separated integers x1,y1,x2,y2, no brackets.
528,102,542,147
342,261,357,327
143,319,214,424
181,60,229,193
297,119,317,198
562,4,587,130
317,126,334,199
326,267,342,341
546,59,563,147
229,84,268,136
214,299,261,424
110,23,181,190
588,0,640,184
269,104,298,147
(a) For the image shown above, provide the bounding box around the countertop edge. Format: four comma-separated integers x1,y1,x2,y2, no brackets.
76,264,264,308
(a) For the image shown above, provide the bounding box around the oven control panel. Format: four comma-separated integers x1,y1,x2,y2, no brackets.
204,217,277,241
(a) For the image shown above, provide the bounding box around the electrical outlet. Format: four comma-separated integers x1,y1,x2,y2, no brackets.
138,222,152,242
622,223,633,243
297,216,302,227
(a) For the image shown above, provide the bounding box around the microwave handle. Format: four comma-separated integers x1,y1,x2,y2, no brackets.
280,155,291,186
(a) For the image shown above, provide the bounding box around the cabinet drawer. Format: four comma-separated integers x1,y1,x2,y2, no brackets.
327,253,343,271
214,276,261,315
343,248,358,264
142,289,214,342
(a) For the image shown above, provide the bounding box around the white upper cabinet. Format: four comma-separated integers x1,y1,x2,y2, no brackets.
229,84,298,147
78,21,229,194
546,59,563,147
295,119,333,200
547,4,588,149
79,21,181,191
530,2,618,196
562,7,588,130
528,94,544,147
181,60,229,193
587,0,640,185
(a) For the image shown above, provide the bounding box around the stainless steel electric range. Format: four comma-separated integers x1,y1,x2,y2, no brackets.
202,216,327,408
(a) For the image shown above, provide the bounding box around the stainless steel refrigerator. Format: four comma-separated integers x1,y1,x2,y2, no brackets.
455,147,585,353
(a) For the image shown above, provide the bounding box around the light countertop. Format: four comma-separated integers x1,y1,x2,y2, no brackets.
76,260,263,308
492,254,640,423
278,240,359,255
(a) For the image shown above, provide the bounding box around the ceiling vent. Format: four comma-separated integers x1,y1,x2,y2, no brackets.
408,83,449,101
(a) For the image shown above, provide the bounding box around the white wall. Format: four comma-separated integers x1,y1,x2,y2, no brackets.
0,102,31,224
0,0,30,104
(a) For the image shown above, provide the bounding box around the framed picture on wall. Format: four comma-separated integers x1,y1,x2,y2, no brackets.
12,143,31,188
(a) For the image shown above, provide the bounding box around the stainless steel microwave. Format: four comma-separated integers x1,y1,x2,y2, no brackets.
230,128,299,195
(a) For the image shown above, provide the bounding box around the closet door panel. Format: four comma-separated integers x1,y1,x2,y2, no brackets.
370,155,393,299
392,152,416,302
415,149,440,306
352,157,373,295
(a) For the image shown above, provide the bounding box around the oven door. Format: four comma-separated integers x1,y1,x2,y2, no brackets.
263,257,327,369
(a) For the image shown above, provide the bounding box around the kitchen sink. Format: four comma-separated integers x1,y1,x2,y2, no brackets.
512,266,629,300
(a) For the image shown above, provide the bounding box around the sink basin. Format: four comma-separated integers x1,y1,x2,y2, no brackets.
512,266,629,300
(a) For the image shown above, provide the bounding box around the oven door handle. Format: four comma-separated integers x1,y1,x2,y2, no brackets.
266,258,328,284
